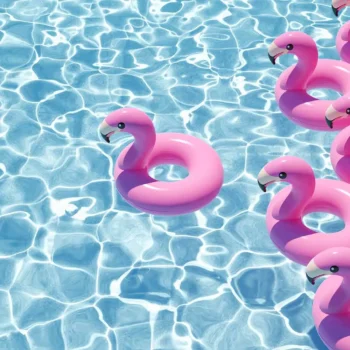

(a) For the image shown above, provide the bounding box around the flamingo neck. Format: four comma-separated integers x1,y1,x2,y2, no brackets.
121,126,156,170
341,22,350,42
284,45,318,90
272,176,316,221
319,276,350,315
336,131,350,155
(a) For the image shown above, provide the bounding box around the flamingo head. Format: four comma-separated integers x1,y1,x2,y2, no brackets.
268,32,314,65
325,96,350,129
332,0,350,17
99,107,154,143
306,247,350,285
257,156,313,192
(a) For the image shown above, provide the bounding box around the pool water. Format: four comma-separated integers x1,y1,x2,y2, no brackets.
0,0,346,349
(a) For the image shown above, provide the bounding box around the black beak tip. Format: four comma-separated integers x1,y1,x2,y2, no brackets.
258,181,266,193
332,6,339,17
325,116,333,129
100,132,110,143
306,274,315,285
268,54,276,65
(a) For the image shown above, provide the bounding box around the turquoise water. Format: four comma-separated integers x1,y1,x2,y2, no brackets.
0,0,346,349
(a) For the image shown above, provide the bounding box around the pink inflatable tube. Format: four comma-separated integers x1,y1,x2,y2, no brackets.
306,247,350,350
257,155,350,266
325,2,350,129
99,108,224,215
268,31,350,130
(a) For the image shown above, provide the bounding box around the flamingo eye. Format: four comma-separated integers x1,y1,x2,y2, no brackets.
279,172,287,179
330,266,339,273
346,108,350,115
286,44,293,50
118,122,125,129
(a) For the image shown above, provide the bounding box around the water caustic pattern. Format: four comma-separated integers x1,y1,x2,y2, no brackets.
0,0,343,349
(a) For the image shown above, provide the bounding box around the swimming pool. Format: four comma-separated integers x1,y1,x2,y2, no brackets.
0,0,343,349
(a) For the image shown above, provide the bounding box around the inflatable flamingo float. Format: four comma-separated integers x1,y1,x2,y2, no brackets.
325,2,350,184
257,155,350,265
98,108,224,215
268,31,350,130
306,247,350,350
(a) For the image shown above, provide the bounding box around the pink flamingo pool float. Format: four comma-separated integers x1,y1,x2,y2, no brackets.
306,247,350,350
268,31,350,130
98,108,224,215
257,155,350,266
329,3,350,183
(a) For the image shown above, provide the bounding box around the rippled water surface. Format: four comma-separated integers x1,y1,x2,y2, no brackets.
0,0,347,349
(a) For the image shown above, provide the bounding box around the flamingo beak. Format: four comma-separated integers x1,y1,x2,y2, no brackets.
99,120,119,143
258,181,266,192
257,168,279,192
325,117,334,129
332,5,339,16
268,42,287,65
306,274,316,285
268,54,276,65
325,104,344,129
332,0,349,16
101,132,111,143
306,259,327,285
